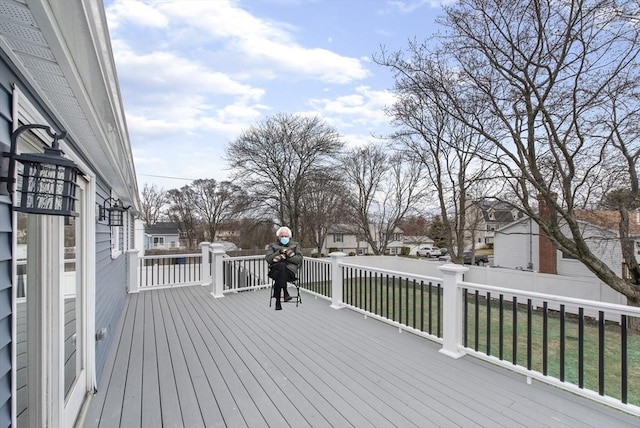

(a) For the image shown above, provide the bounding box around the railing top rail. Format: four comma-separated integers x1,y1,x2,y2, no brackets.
339,261,443,284
140,253,201,260
224,255,334,264
461,280,640,316
224,254,266,261
305,257,331,265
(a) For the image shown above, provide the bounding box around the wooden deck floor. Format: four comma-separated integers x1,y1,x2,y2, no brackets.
82,285,639,428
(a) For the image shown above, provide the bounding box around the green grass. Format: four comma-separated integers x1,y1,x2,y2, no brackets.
464,293,640,406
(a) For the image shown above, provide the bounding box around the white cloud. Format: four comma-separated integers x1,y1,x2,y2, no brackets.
386,0,449,13
109,0,370,84
309,86,396,127
111,40,264,100
154,0,296,43
106,0,169,29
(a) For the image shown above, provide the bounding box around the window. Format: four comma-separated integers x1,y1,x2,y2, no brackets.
333,234,343,243
561,251,577,260
153,236,165,247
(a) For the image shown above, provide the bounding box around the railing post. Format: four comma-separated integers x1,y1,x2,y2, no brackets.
210,243,226,298
200,242,211,287
127,249,140,293
437,263,469,359
330,252,346,309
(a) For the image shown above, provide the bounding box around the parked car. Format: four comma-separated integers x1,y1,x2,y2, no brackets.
416,246,442,257
463,251,489,266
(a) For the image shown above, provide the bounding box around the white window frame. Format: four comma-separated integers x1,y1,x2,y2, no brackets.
11,85,96,428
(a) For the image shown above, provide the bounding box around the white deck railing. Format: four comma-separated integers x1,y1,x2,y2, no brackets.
126,245,640,417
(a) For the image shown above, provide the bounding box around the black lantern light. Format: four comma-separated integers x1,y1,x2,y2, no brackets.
100,197,130,227
1,124,83,217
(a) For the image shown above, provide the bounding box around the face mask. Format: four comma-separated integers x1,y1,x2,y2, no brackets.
279,237,289,245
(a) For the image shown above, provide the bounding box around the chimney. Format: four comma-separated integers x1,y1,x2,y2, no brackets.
538,194,557,274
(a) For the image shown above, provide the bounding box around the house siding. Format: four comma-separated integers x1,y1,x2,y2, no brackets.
0,57,17,428
93,179,127,383
0,196,11,428
494,219,539,270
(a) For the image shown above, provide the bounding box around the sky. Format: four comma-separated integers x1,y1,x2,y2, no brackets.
104,0,448,191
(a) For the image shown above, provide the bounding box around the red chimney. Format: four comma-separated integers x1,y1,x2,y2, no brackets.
538,194,557,274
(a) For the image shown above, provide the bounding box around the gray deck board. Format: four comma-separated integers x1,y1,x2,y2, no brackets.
141,291,161,428
153,290,183,427
83,285,640,428
94,292,136,427
120,294,144,427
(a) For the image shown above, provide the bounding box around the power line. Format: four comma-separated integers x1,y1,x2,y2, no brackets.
139,173,196,181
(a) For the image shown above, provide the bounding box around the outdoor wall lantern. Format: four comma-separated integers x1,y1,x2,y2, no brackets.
1,124,83,217
99,197,130,227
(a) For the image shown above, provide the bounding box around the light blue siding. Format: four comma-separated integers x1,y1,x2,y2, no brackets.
93,179,127,383
0,56,15,428
0,196,11,428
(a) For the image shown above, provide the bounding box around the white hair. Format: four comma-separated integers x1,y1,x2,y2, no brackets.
276,226,292,237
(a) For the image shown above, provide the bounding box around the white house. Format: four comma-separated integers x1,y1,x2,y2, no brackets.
464,198,524,250
494,210,639,279
145,222,183,250
322,224,405,255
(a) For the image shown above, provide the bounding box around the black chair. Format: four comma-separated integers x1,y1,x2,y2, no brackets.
269,278,302,307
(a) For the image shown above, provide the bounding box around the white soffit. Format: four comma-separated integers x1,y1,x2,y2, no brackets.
0,0,138,205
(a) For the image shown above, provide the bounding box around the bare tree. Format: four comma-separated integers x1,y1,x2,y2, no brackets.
343,144,427,254
234,217,275,250
226,113,344,244
300,174,350,254
166,186,199,249
391,1,640,306
190,179,245,242
375,49,494,262
139,183,167,226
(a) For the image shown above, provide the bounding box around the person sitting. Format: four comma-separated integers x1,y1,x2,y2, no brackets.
265,226,303,310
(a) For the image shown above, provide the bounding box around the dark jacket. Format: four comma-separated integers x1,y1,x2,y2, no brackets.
265,239,303,278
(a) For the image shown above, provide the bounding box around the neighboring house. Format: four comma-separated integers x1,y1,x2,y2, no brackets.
323,224,368,255
321,224,405,255
494,209,640,278
465,198,524,249
145,222,182,250
0,3,139,427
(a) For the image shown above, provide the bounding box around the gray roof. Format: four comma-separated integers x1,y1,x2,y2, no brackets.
145,222,180,235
